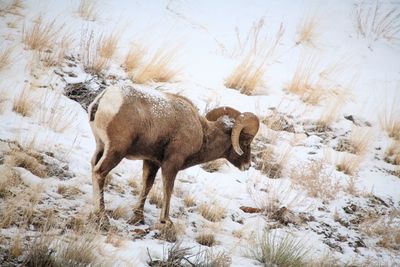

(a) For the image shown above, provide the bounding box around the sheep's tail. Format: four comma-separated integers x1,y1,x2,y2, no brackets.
88,89,107,122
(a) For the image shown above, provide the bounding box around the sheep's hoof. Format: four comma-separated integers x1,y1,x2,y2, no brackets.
127,213,145,225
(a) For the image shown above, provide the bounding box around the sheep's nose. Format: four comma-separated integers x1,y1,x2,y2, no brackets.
240,163,251,171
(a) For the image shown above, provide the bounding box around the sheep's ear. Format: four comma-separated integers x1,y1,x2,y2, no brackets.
206,106,240,121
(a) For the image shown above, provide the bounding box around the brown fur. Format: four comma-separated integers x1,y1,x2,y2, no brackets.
88,85,259,225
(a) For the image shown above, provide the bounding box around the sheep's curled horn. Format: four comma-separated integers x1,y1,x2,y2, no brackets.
206,107,259,156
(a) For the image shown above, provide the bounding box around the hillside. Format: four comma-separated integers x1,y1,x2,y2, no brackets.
0,0,399,266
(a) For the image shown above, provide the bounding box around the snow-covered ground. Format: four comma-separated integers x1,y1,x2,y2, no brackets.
0,0,399,266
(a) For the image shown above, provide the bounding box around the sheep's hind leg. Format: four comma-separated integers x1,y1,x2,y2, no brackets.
92,147,124,228
159,161,181,226
128,160,159,225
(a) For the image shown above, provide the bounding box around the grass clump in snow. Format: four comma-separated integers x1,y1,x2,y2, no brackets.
4,146,48,178
22,15,63,51
380,98,400,141
291,160,341,201
110,205,130,220
25,230,100,266
385,141,400,165
295,13,320,47
57,184,82,199
12,85,34,117
201,158,228,173
183,194,196,208
78,0,98,21
198,202,225,222
129,45,180,84
224,19,284,95
196,231,216,247
122,42,146,73
0,46,13,73
148,242,231,267
80,29,116,75
352,1,400,45
253,145,291,179
247,229,309,267
0,165,23,198
335,152,363,176
149,184,163,208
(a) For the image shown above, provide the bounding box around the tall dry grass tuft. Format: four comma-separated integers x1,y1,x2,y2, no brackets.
380,97,400,141
37,90,78,133
78,0,98,21
247,229,309,267
0,0,24,16
122,42,146,72
253,145,292,179
336,152,364,176
317,90,350,130
348,126,374,155
80,29,120,75
385,141,400,165
0,46,13,72
353,1,400,45
12,85,33,117
0,165,23,198
225,20,285,95
38,33,73,67
22,16,63,51
296,13,319,47
198,201,226,222
287,53,352,105
291,160,341,201
130,45,180,84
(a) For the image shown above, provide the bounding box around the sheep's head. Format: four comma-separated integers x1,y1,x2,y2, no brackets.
206,107,259,171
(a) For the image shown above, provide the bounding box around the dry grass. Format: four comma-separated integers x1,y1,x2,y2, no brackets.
12,85,33,117
353,1,400,45
247,229,309,267
348,126,374,155
0,165,23,198
37,91,78,133
149,185,163,208
4,147,47,178
9,233,23,257
110,205,130,220
336,152,364,176
196,231,216,247
380,98,400,141
80,29,111,75
253,145,291,179
25,230,100,266
287,53,352,105
225,20,284,95
122,42,146,72
38,34,73,67
0,184,43,228
385,141,400,165
128,177,140,195
360,209,400,250
57,184,82,199
0,46,13,72
0,89,9,114
130,45,180,84
296,13,319,47
0,0,24,16
183,194,196,207
98,31,120,60
78,0,98,21
317,90,349,130
22,15,63,51
291,160,342,201
198,202,226,222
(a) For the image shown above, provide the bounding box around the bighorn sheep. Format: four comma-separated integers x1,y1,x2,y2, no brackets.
88,85,259,225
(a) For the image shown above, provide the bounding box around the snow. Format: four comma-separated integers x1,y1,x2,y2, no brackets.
1,0,400,266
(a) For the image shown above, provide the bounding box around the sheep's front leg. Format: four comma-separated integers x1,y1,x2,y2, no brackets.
159,162,180,225
128,160,159,225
